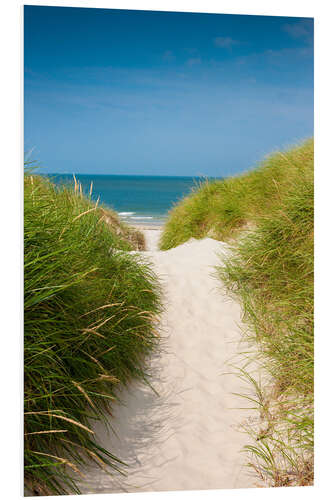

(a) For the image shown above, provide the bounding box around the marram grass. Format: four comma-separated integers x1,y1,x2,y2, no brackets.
161,139,314,486
24,172,162,495
219,148,313,486
159,138,313,250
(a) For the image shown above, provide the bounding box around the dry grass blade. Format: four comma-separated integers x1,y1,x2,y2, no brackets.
72,381,97,410
98,374,120,383
60,438,111,472
25,430,68,435
31,451,85,477
83,351,107,373
81,328,106,339
25,411,95,434
98,345,116,357
73,206,97,221
79,302,124,318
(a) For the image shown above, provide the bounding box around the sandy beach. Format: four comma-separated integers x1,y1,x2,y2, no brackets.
77,228,257,494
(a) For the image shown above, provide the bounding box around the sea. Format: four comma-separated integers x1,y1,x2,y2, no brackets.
46,174,213,227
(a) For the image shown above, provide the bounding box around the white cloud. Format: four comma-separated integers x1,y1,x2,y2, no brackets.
163,50,174,62
282,20,313,43
214,37,239,48
187,57,202,67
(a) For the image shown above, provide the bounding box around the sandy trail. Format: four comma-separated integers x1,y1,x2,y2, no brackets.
78,229,256,494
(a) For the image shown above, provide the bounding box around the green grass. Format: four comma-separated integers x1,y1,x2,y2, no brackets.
24,172,162,495
219,164,313,485
159,139,313,250
160,139,314,486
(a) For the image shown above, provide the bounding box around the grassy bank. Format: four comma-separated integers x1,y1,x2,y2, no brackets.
160,139,314,486
160,139,313,250
24,172,162,495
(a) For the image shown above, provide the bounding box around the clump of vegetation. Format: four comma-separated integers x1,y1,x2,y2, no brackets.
98,206,145,251
220,152,313,485
159,139,313,250
24,172,162,495
161,139,314,486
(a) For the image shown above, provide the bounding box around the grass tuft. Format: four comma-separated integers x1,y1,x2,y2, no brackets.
219,150,313,485
159,139,313,250
24,171,162,495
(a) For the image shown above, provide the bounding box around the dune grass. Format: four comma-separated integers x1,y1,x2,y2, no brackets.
219,155,313,486
160,139,314,486
159,139,313,250
24,172,162,495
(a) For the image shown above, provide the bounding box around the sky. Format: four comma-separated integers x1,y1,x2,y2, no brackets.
24,6,314,176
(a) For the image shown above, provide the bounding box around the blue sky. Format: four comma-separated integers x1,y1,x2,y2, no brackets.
24,6,313,176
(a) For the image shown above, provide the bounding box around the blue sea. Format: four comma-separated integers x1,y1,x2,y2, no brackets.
46,174,213,227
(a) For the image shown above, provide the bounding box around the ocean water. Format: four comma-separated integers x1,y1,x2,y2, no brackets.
46,174,210,226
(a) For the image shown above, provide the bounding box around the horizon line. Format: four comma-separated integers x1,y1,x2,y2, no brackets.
42,172,222,179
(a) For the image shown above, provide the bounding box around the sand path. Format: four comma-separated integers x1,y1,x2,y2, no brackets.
78,229,256,494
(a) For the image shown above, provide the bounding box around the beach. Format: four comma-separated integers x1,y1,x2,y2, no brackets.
77,227,257,494
23,8,314,494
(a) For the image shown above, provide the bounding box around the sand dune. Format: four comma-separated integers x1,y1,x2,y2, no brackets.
77,230,257,494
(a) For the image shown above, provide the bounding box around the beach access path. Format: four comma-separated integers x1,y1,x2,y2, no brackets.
78,228,257,494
